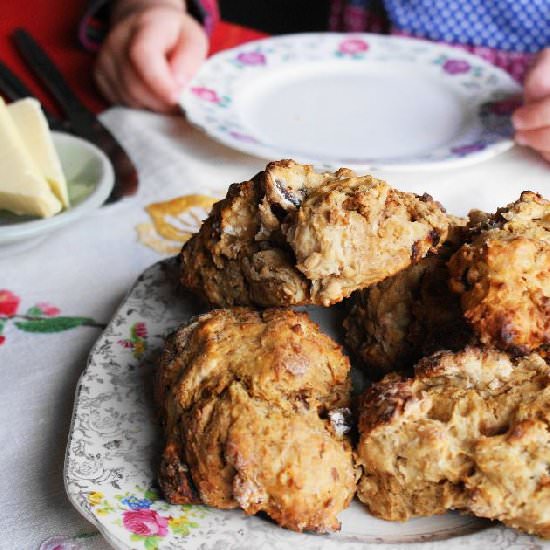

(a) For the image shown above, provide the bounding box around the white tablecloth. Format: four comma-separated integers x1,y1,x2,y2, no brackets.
0,107,548,550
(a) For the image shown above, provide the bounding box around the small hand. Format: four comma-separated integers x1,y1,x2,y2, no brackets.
95,1,208,112
513,48,550,162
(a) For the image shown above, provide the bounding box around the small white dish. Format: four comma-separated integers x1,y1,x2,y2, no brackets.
180,33,522,171
0,131,114,255
63,258,519,550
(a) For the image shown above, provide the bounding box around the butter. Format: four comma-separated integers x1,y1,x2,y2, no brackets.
0,97,61,218
7,98,69,207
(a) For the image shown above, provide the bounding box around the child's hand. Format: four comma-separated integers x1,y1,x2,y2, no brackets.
513,48,550,162
95,0,208,112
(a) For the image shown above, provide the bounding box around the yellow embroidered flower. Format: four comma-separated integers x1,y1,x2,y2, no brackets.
88,491,104,507
136,194,217,255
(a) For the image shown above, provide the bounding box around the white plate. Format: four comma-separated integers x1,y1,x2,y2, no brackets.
180,33,522,171
0,132,114,255
63,258,533,550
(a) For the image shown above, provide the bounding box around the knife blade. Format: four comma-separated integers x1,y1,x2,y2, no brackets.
12,28,138,202
0,60,69,132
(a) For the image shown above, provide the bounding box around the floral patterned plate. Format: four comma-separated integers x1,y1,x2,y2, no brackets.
65,258,540,550
180,33,521,172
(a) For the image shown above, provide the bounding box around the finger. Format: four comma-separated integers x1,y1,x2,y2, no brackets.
515,127,550,152
169,16,209,90
524,48,550,102
128,20,180,104
117,61,174,112
513,96,550,131
94,53,123,105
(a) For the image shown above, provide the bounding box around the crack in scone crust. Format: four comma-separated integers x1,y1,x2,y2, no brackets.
156,308,356,533
180,159,450,307
448,191,550,355
355,347,550,538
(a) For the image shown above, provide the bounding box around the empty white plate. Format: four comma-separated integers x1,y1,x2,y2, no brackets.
181,33,522,171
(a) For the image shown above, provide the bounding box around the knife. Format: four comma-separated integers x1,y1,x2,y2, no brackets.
11,28,138,203
0,60,70,132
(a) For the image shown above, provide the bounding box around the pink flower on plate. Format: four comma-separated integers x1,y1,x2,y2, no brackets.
442,59,471,75
0,289,20,317
191,87,220,103
36,302,61,317
134,322,147,338
236,51,266,66
123,509,168,537
338,38,369,55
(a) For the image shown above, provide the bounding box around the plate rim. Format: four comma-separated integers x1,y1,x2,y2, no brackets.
180,32,522,172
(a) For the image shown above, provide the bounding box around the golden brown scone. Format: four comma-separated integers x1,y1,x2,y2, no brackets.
344,224,472,377
156,308,355,533
355,347,550,538
180,160,450,307
448,191,550,355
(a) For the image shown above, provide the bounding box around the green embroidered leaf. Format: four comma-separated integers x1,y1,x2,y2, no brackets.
14,316,96,333
0,319,5,334
26,306,43,316
130,534,146,542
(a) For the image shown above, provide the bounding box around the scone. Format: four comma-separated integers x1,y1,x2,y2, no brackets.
448,191,550,355
180,160,450,307
344,223,472,377
156,308,355,533
355,347,550,538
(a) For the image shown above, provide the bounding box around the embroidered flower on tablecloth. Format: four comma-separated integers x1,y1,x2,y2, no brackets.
123,509,169,537
0,289,20,317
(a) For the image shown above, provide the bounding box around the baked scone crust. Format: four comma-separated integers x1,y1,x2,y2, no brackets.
448,191,550,355
355,347,550,538
156,308,355,533
180,160,450,307
344,223,471,377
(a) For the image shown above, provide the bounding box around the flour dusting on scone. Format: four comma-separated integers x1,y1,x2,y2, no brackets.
180,160,451,307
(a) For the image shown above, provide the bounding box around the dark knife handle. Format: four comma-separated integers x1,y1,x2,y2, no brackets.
0,60,69,132
12,28,96,129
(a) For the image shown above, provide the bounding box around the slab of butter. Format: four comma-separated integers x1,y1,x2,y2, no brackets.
0,97,61,218
7,97,69,208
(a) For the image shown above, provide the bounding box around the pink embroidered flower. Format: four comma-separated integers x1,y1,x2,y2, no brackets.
36,302,61,317
338,38,369,55
442,59,471,75
123,509,168,537
0,335,5,346
191,87,220,103
134,322,147,338
0,290,20,317
236,51,266,66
